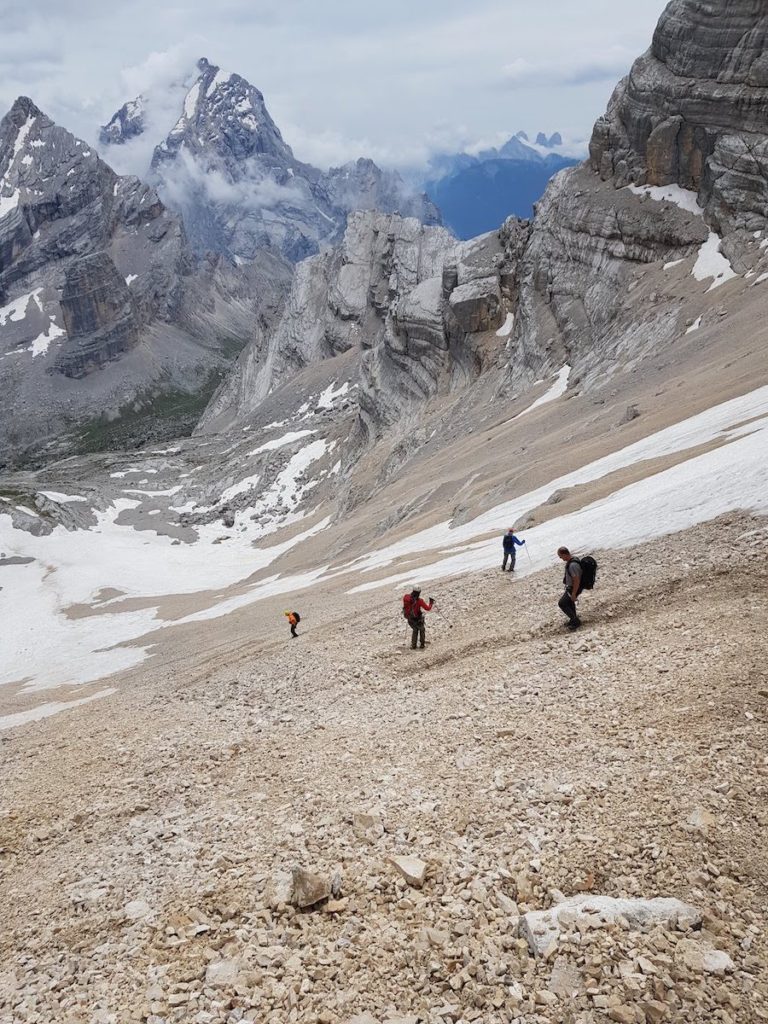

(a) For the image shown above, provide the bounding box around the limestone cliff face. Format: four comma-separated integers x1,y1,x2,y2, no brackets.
590,0,768,238
0,97,283,466
199,211,525,439
498,0,768,394
57,253,139,378
203,2,768,459
509,166,709,385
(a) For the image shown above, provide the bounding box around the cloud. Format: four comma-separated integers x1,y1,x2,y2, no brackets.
501,49,637,88
2,0,670,171
157,148,306,213
96,46,200,178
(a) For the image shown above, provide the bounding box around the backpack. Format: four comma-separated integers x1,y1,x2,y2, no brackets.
565,556,598,591
293,611,301,623
579,556,598,590
402,594,421,621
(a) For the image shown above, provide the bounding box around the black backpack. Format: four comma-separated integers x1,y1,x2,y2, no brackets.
293,611,301,623
579,556,598,590
565,556,598,591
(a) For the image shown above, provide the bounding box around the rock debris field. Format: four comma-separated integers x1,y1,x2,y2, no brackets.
1,513,767,1024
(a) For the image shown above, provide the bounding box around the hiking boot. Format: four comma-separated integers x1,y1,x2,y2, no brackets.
567,619,582,632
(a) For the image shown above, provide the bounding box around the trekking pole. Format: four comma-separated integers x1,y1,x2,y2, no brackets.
525,544,533,565
433,604,454,629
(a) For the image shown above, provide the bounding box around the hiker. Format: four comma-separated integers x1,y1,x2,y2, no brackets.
557,548,582,631
402,587,434,650
284,609,301,639
557,547,598,631
502,528,526,572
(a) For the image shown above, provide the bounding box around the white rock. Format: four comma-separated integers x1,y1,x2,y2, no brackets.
520,895,701,956
678,939,736,975
548,955,582,998
687,806,716,830
123,899,152,921
703,949,736,975
205,959,239,987
264,869,293,908
388,854,428,887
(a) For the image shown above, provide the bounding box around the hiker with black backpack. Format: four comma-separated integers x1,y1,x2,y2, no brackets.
402,587,434,650
557,547,597,632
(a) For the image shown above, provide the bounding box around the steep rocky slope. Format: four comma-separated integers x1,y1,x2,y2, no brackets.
198,0,768,469
500,0,768,396
199,211,529,441
1,517,767,1024
0,97,289,467
102,58,440,265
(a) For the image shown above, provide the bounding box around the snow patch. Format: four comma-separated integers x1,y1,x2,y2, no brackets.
496,312,515,337
628,183,702,217
11,115,35,165
349,384,768,594
513,365,571,420
686,316,703,334
125,274,138,286
29,319,66,357
317,381,351,410
693,233,738,291
183,82,201,119
0,288,43,326
664,258,685,271
220,473,261,503
0,500,330,693
249,430,315,456
0,190,20,220
207,69,233,96
39,492,87,503
0,688,116,732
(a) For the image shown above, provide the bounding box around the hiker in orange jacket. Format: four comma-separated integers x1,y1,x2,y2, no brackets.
284,610,300,639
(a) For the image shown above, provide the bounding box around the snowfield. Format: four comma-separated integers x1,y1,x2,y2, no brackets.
349,384,768,589
1,386,767,718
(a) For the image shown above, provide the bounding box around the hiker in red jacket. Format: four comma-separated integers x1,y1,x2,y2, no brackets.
403,587,434,650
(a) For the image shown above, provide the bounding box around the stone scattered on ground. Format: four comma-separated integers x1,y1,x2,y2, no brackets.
1,515,767,1024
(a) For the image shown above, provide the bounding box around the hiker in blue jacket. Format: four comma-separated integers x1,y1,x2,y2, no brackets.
502,528,525,572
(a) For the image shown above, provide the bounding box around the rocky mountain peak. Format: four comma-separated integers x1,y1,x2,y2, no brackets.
152,57,295,170
535,131,562,148
0,94,285,465
96,56,442,264
99,96,146,146
1,98,111,249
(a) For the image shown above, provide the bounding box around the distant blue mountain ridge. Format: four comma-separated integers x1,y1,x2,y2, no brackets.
424,131,580,240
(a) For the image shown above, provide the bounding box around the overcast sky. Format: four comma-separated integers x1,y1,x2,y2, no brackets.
1,0,669,169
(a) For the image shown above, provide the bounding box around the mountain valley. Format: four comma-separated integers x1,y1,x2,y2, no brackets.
1,1,768,1022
